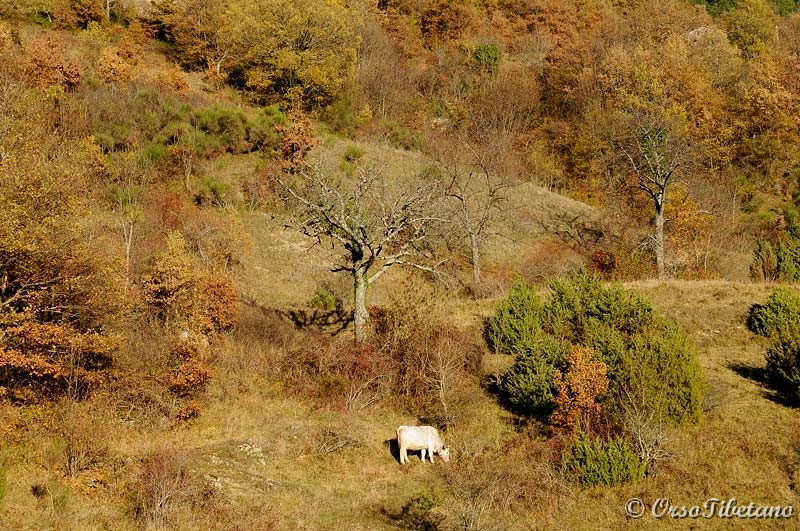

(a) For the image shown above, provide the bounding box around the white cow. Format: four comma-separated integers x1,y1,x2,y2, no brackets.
396,425,450,464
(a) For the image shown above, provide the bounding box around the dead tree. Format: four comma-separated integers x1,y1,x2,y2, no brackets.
436,135,519,296
282,163,445,343
617,110,690,279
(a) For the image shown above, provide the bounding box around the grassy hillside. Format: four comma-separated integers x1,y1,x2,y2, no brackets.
2,1,800,529
2,205,799,529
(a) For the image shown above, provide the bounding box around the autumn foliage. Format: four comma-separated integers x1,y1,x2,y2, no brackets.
551,346,609,434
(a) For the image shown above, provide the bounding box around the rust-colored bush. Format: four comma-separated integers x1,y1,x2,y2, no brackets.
173,399,202,424
0,323,118,401
141,230,240,336
278,113,319,172
24,37,83,91
165,340,214,402
371,302,484,420
130,447,196,528
191,275,240,336
550,346,609,435
286,336,399,410
98,46,132,83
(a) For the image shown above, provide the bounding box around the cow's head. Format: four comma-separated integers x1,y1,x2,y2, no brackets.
438,446,450,463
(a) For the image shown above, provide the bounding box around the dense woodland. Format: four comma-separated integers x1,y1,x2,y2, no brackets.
1,0,800,529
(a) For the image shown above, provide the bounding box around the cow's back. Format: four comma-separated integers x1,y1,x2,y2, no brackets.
397,425,437,449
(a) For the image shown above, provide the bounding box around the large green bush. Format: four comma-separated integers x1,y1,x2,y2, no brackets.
748,287,800,403
489,272,703,425
562,434,645,487
498,336,569,417
747,287,800,337
765,328,800,403
484,279,544,356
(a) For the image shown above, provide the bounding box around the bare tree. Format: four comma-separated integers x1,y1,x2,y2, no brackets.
282,163,446,342
434,132,519,296
617,110,691,279
109,153,149,287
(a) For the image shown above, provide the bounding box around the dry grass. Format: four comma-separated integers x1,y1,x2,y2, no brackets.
3,271,800,530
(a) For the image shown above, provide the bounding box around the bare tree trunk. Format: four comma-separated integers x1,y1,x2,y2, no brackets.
122,219,134,287
353,269,369,343
469,232,481,295
654,203,666,279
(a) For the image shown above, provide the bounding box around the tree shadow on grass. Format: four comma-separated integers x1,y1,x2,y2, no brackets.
727,362,798,408
242,295,352,335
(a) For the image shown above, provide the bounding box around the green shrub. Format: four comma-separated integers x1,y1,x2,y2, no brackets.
308,288,340,312
748,287,800,337
563,433,645,487
248,104,287,155
192,105,250,153
751,239,800,282
765,327,800,403
397,491,444,531
382,120,424,151
485,279,544,356
498,336,568,417
749,287,800,403
473,43,501,74
139,143,168,165
194,176,229,207
489,271,703,426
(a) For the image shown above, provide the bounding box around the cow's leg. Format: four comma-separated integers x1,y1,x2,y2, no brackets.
399,447,407,464
428,446,435,463
419,448,426,462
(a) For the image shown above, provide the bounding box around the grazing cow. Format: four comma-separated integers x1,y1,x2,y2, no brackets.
396,425,450,464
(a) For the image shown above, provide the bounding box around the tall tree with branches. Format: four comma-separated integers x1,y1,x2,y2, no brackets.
435,133,519,295
282,163,446,342
617,109,691,279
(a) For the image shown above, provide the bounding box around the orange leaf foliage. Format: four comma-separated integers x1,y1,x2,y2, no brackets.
551,346,609,434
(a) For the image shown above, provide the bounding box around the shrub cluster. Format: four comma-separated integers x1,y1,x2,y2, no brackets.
750,239,800,282
489,272,703,427
142,231,240,337
0,323,118,402
750,205,800,282
282,299,483,418
747,287,800,403
747,287,800,337
487,272,702,486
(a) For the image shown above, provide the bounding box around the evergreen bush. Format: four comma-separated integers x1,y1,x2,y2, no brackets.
765,327,800,403
562,433,645,487
489,271,703,426
747,287,800,337
484,279,544,356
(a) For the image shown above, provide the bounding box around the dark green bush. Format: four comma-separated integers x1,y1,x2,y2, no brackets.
563,433,645,487
489,271,703,426
747,287,800,337
751,239,800,282
397,491,444,531
765,327,800,403
747,288,800,403
485,279,544,356
498,336,569,417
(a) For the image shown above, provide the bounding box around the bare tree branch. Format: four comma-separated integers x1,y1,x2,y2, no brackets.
280,162,446,342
